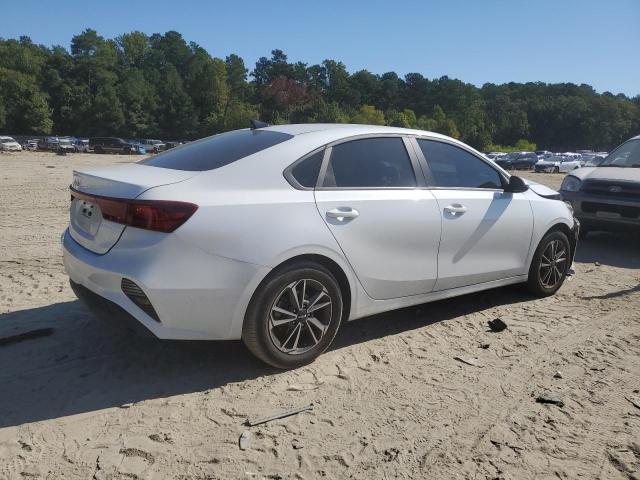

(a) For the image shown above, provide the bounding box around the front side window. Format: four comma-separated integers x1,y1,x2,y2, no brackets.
323,137,416,188
141,129,293,171
418,139,503,189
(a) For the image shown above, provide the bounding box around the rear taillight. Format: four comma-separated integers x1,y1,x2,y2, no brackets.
71,188,197,233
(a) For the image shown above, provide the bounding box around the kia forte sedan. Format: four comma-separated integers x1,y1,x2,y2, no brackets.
63,123,578,368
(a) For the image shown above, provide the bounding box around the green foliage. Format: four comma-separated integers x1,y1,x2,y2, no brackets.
351,105,385,125
485,139,537,153
0,32,638,150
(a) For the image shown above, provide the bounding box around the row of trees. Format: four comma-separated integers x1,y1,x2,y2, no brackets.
1,30,638,151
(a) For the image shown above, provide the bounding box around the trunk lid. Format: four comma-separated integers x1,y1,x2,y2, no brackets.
69,164,198,254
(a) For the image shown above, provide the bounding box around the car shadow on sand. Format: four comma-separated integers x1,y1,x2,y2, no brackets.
575,231,640,269
0,284,532,429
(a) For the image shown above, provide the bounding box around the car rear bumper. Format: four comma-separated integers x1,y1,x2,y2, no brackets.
62,227,269,340
562,191,640,231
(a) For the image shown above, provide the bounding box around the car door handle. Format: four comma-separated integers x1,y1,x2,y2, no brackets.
326,208,359,220
443,204,467,215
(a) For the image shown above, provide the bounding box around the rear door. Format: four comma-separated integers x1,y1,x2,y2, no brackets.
314,136,442,300
414,139,533,291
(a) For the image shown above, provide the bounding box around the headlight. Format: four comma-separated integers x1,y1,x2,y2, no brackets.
560,175,581,192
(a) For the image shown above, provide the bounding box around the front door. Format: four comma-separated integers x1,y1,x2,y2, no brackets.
415,138,534,291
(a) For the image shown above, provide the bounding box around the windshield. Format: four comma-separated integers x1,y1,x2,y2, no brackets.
1,138,15,144
601,139,640,167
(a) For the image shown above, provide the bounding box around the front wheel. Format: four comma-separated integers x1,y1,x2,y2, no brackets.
553,167,559,173
527,231,571,297
242,262,343,369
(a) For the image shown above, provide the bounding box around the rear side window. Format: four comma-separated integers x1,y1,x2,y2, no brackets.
141,129,293,171
323,137,416,188
418,139,503,189
290,150,324,188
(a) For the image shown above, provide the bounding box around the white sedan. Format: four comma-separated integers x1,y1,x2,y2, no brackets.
534,155,582,173
63,123,578,368
0,136,23,151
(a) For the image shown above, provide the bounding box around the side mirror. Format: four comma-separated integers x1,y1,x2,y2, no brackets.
504,175,529,193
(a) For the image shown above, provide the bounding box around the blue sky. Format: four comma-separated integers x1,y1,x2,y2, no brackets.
4,0,639,96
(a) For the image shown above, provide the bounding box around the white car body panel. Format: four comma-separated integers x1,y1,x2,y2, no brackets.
62,124,576,341
429,189,534,290
315,189,441,299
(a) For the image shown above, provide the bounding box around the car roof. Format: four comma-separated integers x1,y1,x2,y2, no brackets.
262,123,474,153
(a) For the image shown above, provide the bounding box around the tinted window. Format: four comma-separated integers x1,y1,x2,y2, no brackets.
290,150,324,188
141,129,293,171
323,137,416,188
418,140,502,189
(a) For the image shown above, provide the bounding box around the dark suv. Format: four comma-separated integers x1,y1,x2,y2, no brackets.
89,137,135,154
495,152,538,170
560,135,640,236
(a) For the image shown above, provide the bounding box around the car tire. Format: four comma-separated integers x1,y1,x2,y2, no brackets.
95,146,103,154
553,167,559,173
526,231,571,297
242,261,343,369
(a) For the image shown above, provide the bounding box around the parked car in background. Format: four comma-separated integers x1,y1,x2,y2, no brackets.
139,139,165,153
24,139,39,151
57,137,76,153
38,137,60,151
535,150,553,160
63,123,578,368
73,138,90,153
560,152,583,165
0,136,23,151
89,137,138,154
494,151,538,170
535,155,582,173
126,140,147,155
561,135,640,237
164,141,184,150
485,152,506,160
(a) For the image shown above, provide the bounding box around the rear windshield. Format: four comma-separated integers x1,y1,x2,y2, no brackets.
140,129,293,171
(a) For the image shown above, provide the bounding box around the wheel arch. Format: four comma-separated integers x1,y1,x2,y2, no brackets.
228,250,357,340
256,253,352,325
529,220,576,272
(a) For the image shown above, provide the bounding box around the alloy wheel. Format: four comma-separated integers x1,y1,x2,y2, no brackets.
268,279,333,355
539,240,567,288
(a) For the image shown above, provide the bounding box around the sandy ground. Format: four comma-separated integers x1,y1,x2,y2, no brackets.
1,150,639,480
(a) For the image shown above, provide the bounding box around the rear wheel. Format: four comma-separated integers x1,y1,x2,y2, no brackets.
94,146,103,154
242,262,343,369
527,231,570,297
553,166,559,173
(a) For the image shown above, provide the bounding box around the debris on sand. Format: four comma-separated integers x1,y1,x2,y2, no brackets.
553,371,563,379
0,328,54,347
245,404,314,427
535,396,565,408
488,318,508,333
239,431,251,450
454,356,481,367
